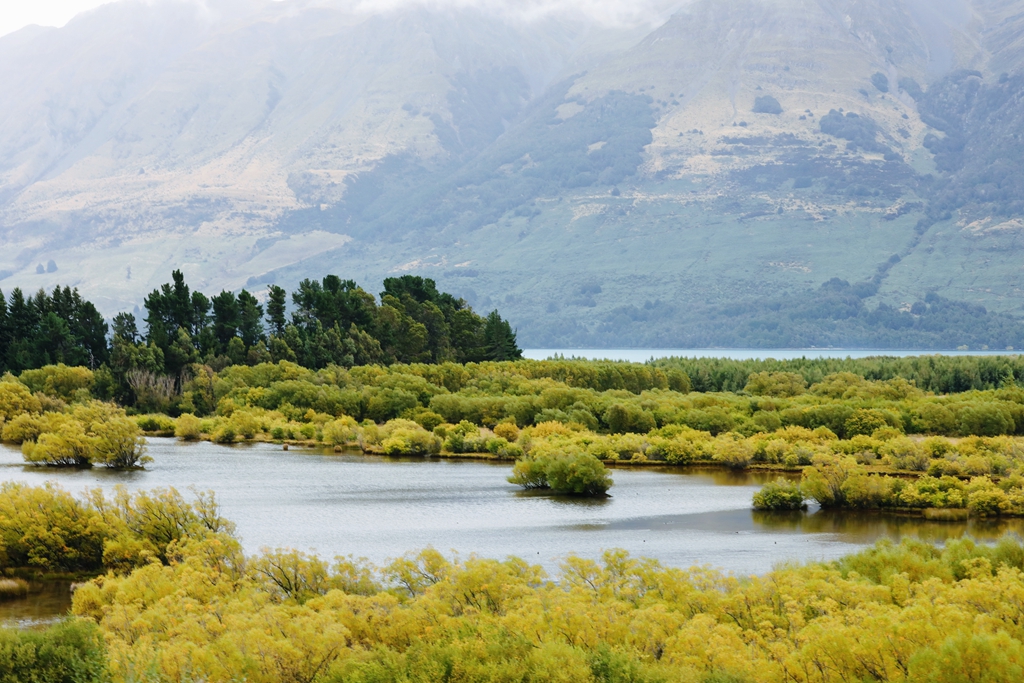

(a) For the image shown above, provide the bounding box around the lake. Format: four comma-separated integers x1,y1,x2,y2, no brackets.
2,438,1022,626
523,349,1021,362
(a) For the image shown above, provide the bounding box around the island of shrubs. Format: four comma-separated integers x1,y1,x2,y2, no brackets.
8,290,1024,505
3,481,1024,682
11,357,1024,505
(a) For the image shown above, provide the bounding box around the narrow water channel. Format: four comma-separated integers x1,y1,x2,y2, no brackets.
1,438,1021,625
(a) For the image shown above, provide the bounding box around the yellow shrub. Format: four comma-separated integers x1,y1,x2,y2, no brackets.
0,381,41,421
530,421,574,438
175,414,203,441
493,421,520,442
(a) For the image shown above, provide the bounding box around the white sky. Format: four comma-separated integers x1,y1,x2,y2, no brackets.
0,0,679,38
0,0,110,37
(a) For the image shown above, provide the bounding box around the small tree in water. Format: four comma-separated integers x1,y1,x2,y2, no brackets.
509,450,611,497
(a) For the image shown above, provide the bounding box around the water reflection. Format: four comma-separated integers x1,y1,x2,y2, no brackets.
753,508,1024,544
513,489,612,507
0,581,72,629
653,466,801,486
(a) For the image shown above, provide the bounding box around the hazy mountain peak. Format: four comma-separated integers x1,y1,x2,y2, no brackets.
1,0,1023,348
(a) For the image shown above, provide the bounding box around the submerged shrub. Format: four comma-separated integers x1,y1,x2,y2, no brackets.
752,479,806,510
509,450,611,497
90,416,149,468
174,413,203,440
212,425,237,444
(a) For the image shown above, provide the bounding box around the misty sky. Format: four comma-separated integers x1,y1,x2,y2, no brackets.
1,0,113,37
0,0,678,38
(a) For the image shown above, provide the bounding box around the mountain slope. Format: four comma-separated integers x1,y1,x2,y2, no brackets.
1,0,1023,348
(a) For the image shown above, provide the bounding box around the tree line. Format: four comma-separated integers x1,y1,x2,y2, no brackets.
654,352,1024,394
0,285,108,372
0,272,521,404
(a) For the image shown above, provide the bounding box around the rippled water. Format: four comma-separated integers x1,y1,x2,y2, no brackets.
1,438,1021,625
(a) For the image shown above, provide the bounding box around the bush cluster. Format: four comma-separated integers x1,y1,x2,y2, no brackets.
1,378,148,468
56,517,1024,683
0,482,233,573
0,619,107,683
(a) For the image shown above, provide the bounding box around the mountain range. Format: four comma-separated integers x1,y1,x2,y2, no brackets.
2,0,1024,348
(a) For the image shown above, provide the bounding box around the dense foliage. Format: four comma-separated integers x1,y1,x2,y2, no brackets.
15,357,1024,503
0,619,107,683
0,272,521,409
162,361,1024,442
0,286,108,373
0,370,148,469
16,358,1024,500
655,353,1024,394
0,482,232,573
63,514,1024,683
755,453,1024,516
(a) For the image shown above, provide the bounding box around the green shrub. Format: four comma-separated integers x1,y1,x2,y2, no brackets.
957,403,1015,436
90,416,150,468
229,411,262,440
18,365,94,402
845,409,898,437
135,413,176,433
0,619,107,683
744,371,806,397
712,434,754,468
212,425,237,444
603,404,656,434
0,483,106,571
508,451,611,497
323,417,358,446
752,479,806,510
411,410,444,432
0,381,42,421
175,414,203,440
381,428,441,456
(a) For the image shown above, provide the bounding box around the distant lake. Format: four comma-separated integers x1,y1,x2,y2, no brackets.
523,349,1022,363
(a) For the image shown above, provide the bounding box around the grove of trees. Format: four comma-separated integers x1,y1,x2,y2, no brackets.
0,271,521,408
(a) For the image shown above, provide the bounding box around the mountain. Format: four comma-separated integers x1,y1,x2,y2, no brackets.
1,0,1023,348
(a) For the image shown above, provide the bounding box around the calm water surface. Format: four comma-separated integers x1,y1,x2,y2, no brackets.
2,438,1021,625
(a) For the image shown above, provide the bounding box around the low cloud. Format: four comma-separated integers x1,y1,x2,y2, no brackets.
326,0,688,27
